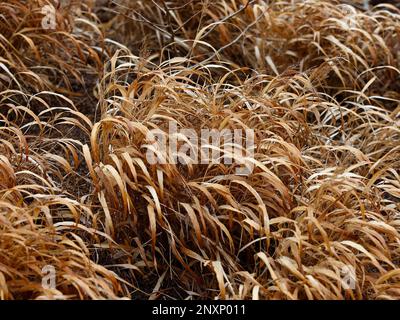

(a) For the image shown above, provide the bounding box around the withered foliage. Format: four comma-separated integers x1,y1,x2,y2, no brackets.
0,0,399,300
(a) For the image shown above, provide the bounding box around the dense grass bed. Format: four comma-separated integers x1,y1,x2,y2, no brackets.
0,0,399,300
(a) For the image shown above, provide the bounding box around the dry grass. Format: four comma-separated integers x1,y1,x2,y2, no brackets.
0,0,399,300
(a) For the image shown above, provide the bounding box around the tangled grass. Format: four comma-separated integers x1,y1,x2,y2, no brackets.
0,0,399,300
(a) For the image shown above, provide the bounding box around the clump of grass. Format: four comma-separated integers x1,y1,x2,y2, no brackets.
0,1,105,95
0,0,129,299
87,47,400,299
0,0,399,300
0,198,126,299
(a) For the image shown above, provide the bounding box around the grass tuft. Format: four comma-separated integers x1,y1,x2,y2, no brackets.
0,0,399,300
